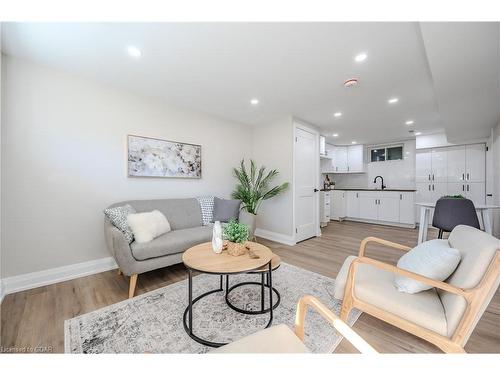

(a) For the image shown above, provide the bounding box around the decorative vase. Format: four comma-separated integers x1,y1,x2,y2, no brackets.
239,209,257,241
227,241,247,256
212,221,223,254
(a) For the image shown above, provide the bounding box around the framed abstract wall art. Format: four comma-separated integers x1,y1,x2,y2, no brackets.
127,135,202,178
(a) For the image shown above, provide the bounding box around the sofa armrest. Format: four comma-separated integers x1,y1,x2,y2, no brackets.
358,236,412,257
294,295,377,353
104,218,137,276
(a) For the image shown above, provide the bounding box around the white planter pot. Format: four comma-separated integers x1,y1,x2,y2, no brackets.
239,210,257,240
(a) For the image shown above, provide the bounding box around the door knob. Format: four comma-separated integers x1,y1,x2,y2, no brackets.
313,189,319,192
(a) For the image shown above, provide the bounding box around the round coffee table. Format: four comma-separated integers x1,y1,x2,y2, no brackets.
182,242,274,347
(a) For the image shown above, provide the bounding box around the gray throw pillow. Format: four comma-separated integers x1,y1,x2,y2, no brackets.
213,197,241,223
104,204,136,243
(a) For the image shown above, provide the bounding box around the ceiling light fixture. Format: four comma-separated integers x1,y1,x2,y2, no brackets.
127,46,142,58
415,132,422,136
334,112,342,118
405,120,414,125
388,97,399,104
250,98,260,105
354,52,367,62
332,133,339,137
351,141,357,144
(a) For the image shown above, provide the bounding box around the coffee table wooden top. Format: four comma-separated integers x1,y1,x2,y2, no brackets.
182,242,273,274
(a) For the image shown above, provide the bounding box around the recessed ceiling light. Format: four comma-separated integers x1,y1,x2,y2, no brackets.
332,133,339,137
351,141,357,144
415,132,422,136
354,52,367,62
127,46,142,58
250,98,260,105
388,97,399,104
334,112,342,118
344,78,358,88
405,120,414,125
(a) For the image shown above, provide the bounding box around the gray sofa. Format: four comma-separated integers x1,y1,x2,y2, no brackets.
104,198,214,298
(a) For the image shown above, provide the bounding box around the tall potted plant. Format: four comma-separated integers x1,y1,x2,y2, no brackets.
232,159,289,239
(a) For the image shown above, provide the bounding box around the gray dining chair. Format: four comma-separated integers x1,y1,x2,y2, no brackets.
432,197,480,238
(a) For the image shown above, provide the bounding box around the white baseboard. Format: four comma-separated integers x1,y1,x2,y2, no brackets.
255,228,296,246
2,257,118,297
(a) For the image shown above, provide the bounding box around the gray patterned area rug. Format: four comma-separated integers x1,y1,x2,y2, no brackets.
65,262,360,353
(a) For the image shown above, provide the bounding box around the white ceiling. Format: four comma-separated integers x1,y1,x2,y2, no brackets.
2,22,499,145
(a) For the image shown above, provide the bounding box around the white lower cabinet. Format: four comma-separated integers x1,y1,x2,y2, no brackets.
331,190,346,220
331,190,415,227
346,191,360,218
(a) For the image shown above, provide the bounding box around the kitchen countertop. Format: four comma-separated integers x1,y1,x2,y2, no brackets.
320,188,417,192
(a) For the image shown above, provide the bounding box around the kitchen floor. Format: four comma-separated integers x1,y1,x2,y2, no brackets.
1,220,499,353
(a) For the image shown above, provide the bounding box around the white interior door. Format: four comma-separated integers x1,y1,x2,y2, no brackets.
294,126,318,242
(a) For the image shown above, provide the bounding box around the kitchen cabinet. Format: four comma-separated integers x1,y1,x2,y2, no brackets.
346,191,360,218
330,189,415,227
446,146,466,182
333,146,348,172
347,145,364,173
331,190,346,220
320,191,331,226
465,144,486,182
416,148,447,183
319,136,326,156
399,192,415,224
416,150,432,183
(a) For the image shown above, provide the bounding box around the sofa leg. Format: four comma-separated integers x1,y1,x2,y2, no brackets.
129,274,138,298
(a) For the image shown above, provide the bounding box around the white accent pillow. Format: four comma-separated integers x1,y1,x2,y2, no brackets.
394,239,461,294
127,210,171,243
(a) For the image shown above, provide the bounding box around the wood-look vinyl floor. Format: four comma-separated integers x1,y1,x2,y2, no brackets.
1,221,498,353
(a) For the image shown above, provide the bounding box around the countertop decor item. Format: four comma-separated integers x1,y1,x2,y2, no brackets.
223,219,249,256
231,159,289,240
127,134,201,178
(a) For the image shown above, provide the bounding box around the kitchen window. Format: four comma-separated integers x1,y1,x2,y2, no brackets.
370,145,403,162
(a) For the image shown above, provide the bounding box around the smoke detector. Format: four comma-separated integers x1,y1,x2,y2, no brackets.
344,78,358,88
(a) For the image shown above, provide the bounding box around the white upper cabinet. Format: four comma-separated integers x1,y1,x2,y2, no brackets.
446,146,466,182
331,145,363,173
347,145,364,173
416,150,432,182
319,136,326,156
465,144,486,182
431,148,448,182
333,146,348,172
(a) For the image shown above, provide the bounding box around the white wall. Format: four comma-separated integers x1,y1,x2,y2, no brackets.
251,116,294,237
1,56,253,278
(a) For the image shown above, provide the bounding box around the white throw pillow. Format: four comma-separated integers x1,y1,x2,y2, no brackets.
127,210,171,243
394,239,461,294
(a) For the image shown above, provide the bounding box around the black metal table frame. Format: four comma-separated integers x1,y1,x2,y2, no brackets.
183,260,273,348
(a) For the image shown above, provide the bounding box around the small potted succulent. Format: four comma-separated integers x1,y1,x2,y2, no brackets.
223,219,249,256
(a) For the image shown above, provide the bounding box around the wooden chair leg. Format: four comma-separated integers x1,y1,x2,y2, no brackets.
118,268,123,276
129,274,138,298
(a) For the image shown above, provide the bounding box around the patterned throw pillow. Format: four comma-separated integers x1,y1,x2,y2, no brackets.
196,196,215,225
104,204,136,243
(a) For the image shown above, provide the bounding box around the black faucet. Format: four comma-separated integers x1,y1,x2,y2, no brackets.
374,176,386,190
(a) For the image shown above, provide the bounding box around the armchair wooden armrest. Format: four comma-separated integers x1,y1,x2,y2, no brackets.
294,295,377,353
358,236,412,257
349,256,472,300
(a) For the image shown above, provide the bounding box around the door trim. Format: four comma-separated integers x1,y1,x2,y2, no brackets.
292,119,320,243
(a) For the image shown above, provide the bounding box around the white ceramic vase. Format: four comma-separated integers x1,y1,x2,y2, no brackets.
212,221,223,254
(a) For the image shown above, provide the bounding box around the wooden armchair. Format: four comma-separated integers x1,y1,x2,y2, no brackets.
335,225,500,353
212,295,377,353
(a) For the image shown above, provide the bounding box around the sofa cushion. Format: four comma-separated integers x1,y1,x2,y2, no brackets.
213,197,241,222
394,239,461,294
196,196,215,225
439,225,500,337
334,256,448,336
108,198,202,230
127,210,171,243
131,225,213,260
211,324,310,353
103,204,136,243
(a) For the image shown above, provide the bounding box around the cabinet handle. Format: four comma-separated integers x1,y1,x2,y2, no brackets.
348,166,350,172
467,185,470,192
428,174,431,181
356,192,358,198
432,174,434,181
462,185,465,191
462,173,465,180
428,185,431,191
467,173,470,180
432,184,435,191
400,194,402,200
